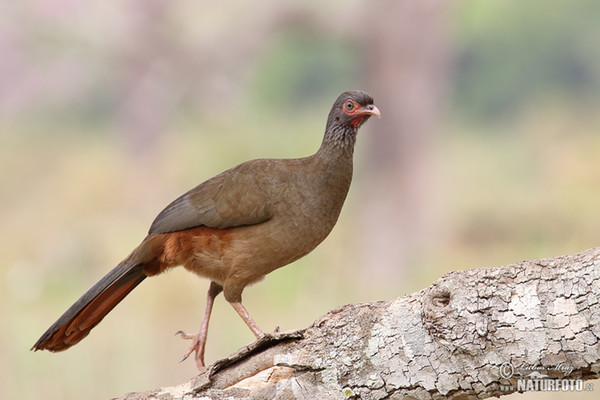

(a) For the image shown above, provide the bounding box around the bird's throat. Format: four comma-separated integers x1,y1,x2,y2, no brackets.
350,116,365,127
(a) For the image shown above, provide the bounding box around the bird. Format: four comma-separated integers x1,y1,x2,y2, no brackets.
31,90,380,370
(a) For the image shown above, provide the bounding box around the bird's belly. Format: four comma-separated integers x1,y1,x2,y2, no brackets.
162,213,336,285
222,216,333,281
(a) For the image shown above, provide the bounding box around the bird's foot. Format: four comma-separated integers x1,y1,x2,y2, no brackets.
175,330,207,371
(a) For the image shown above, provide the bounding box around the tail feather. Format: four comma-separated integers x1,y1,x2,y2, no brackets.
31,262,147,352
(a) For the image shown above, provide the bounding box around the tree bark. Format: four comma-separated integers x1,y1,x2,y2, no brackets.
117,247,600,400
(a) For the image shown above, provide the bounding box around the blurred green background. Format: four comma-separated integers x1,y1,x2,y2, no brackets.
3,1,600,399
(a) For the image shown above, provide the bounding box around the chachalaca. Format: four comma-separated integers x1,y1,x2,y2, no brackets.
31,90,380,369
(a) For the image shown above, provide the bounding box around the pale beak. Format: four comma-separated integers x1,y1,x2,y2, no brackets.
359,104,381,118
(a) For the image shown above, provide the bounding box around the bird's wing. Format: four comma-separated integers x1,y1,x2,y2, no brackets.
148,159,279,234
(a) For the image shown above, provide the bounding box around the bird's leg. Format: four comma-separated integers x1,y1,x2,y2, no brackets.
229,301,265,339
176,281,222,370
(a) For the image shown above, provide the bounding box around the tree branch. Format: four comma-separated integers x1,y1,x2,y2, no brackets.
117,247,600,399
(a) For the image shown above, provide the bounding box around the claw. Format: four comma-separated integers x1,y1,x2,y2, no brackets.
175,330,194,340
175,282,222,371
176,329,201,366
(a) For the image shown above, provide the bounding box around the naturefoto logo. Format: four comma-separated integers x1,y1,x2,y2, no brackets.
498,361,594,392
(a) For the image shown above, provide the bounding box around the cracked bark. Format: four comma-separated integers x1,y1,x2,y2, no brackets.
117,247,600,400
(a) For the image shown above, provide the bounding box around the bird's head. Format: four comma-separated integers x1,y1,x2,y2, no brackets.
325,90,380,144
332,90,380,128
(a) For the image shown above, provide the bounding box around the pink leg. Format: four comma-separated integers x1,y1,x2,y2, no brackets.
230,301,265,339
176,281,222,370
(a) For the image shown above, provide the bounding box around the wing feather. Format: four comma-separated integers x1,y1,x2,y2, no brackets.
149,160,278,234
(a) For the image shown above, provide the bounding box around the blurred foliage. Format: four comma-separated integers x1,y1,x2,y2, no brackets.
250,31,360,111
452,0,600,122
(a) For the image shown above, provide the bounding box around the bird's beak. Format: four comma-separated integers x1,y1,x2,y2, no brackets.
358,104,381,118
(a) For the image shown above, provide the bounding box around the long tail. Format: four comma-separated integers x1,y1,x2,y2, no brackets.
31,262,147,352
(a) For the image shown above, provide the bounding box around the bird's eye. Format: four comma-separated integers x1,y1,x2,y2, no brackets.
345,101,354,111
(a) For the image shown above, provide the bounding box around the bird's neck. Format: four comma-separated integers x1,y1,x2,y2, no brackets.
308,125,356,197
315,125,357,163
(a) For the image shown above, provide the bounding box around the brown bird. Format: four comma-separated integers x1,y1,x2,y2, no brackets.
32,90,380,369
